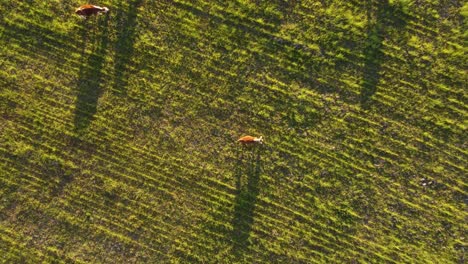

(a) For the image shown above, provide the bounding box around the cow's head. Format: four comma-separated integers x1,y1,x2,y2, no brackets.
253,136,263,144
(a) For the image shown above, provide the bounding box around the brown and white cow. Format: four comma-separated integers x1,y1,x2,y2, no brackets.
75,5,109,18
238,136,263,145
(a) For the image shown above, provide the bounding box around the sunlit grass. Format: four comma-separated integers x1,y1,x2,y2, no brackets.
0,0,466,263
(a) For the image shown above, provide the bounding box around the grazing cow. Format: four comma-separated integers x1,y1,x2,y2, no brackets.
238,136,263,144
75,5,109,18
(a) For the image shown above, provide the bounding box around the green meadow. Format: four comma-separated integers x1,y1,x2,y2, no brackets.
0,0,466,263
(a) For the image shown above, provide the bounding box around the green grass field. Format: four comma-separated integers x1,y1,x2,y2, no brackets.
1,0,466,263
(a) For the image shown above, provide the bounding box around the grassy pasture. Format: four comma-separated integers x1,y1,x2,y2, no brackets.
0,0,466,263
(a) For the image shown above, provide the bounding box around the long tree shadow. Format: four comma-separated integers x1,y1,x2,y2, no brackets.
231,148,262,259
360,0,408,108
113,0,143,95
74,16,110,133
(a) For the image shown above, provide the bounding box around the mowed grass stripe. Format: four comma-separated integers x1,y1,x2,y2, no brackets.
55,198,180,260
2,191,170,261
60,186,225,254
269,138,465,246
2,123,336,262
7,86,372,239
0,225,48,263
1,91,382,262
2,15,81,55
2,0,465,262
1,82,250,200
67,195,320,263
5,96,238,204
164,2,345,83
0,159,53,197
4,34,464,262
4,124,332,262
115,29,466,260
0,223,87,263
276,134,466,225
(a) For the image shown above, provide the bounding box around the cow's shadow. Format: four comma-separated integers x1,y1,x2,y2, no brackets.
231,147,262,258
112,0,143,95
360,0,407,108
74,16,110,133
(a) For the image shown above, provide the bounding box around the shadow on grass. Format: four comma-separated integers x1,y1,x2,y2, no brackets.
231,148,262,258
1,17,80,59
74,16,110,133
360,0,408,108
172,1,363,104
113,0,143,95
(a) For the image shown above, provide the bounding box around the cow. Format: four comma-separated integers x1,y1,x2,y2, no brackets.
238,136,263,144
75,5,109,18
